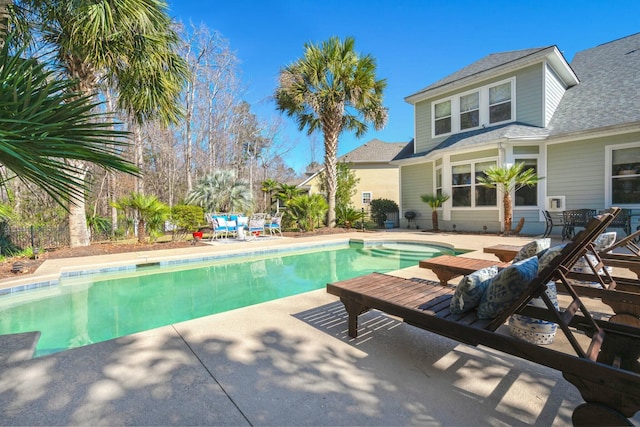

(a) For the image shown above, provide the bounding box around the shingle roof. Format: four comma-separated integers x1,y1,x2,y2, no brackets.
407,48,549,99
339,138,408,163
393,123,549,161
548,32,640,135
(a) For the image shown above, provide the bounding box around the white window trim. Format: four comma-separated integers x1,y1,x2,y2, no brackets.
450,157,498,209
605,142,640,208
362,191,372,205
512,155,541,210
431,77,516,138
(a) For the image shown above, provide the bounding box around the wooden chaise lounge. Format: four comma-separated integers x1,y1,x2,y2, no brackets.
483,229,640,278
327,211,640,425
418,255,509,286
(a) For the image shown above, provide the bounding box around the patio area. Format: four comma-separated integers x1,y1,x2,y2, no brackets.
1,230,639,425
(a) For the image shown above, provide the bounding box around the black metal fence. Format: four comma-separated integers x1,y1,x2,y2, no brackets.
0,222,113,254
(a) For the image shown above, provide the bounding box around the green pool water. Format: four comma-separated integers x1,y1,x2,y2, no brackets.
0,241,455,356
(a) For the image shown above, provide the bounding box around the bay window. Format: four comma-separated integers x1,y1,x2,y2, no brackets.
611,146,640,204
452,161,497,207
514,159,538,206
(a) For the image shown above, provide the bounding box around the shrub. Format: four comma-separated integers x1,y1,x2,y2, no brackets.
335,205,365,229
369,198,399,227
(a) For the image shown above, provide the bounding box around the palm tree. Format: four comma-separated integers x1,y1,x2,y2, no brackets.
18,0,188,247
261,178,279,213
0,40,138,208
286,194,328,232
420,193,450,231
275,36,387,227
276,183,303,207
186,170,254,213
111,193,170,243
477,162,541,234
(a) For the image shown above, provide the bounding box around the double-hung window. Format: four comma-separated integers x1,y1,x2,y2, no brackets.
460,92,479,130
611,145,640,205
362,191,372,205
452,160,497,207
434,100,451,135
432,78,514,137
435,166,443,198
489,82,512,124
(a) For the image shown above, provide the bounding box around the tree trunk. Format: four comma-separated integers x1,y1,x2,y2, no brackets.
137,218,146,243
110,171,118,236
133,123,144,194
503,193,513,234
432,210,439,231
322,114,342,228
67,160,90,247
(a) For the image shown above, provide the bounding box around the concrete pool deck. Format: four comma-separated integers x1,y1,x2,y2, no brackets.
1,229,639,425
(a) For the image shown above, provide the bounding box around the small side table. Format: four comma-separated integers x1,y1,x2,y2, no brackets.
236,226,246,241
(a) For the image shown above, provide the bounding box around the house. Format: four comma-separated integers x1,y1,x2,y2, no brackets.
394,32,640,235
298,138,407,215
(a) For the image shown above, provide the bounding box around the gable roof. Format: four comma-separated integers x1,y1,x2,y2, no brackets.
297,138,410,187
548,32,640,136
338,138,407,163
405,46,578,104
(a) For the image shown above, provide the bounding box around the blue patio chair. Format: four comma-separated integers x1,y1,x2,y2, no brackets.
211,215,230,240
265,211,283,237
247,213,266,241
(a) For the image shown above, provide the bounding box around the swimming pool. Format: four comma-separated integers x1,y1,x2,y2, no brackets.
0,240,457,356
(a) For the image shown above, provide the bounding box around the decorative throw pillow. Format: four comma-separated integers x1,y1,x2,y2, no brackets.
593,232,616,253
449,266,500,314
537,244,567,273
214,217,227,228
477,256,539,319
512,238,551,262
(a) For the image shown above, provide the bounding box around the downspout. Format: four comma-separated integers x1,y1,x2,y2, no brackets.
498,140,507,232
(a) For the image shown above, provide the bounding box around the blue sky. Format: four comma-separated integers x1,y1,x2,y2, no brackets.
167,0,639,174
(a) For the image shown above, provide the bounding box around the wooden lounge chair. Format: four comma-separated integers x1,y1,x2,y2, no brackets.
418,255,509,286
327,210,640,425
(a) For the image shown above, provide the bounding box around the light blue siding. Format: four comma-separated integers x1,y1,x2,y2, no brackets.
400,163,433,229
545,64,567,126
547,134,639,210
515,64,544,126
413,65,545,153
443,210,501,233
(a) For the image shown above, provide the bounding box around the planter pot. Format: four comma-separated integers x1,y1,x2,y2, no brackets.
192,231,203,241
384,220,395,229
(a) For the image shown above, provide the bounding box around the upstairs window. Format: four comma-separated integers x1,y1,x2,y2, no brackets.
431,78,515,137
434,101,451,136
489,82,512,123
460,92,479,130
